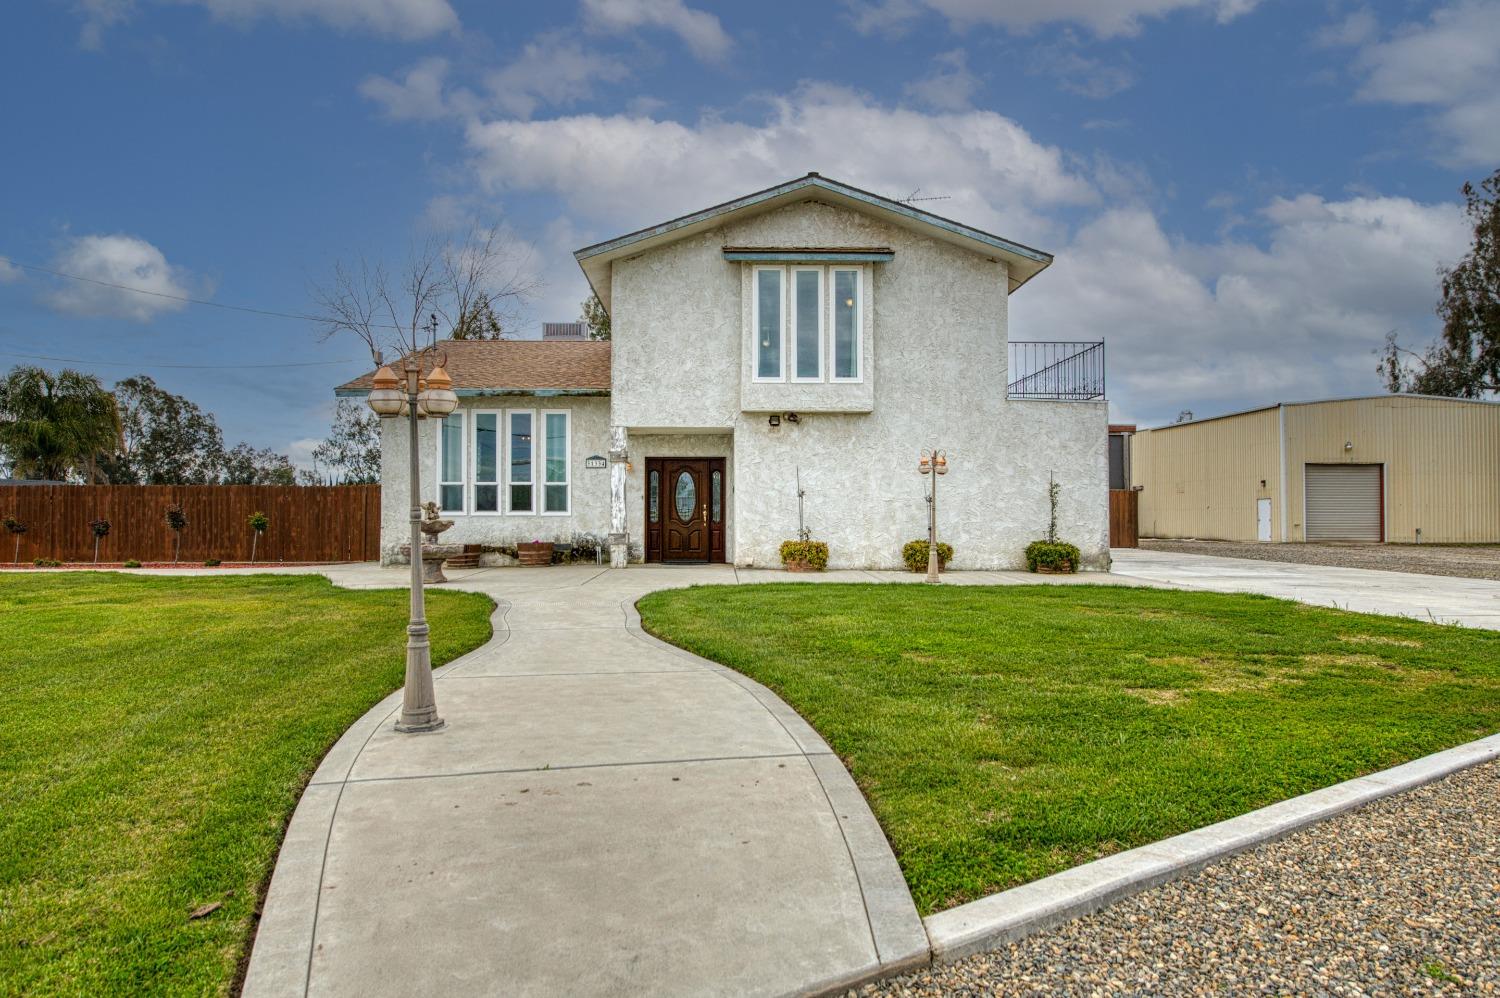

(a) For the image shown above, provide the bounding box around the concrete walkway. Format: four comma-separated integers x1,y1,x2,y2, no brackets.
1110,547,1500,629
242,564,930,998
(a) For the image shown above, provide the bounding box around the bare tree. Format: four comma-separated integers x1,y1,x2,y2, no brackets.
312,224,539,363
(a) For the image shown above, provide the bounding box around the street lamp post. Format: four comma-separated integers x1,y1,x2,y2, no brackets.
918,448,948,584
366,333,457,733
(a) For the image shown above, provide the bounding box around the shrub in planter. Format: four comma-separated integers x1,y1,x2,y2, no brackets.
123,559,142,568
902,539,953,573
779,540,829,572
33,557,61,568
1025,540,1080,574
203,558,221,567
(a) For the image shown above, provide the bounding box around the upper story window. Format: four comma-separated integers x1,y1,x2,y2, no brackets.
752,264,863,383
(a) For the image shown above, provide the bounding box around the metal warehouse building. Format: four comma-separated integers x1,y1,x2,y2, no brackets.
1129,394,1500,544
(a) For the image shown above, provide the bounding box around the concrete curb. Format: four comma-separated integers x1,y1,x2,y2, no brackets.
624,599,931,994
924,731,1500,964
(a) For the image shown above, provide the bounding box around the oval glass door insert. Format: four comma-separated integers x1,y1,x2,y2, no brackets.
674,471,696,522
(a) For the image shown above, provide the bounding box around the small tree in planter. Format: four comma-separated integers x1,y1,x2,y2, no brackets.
90,518,110,565
3,515,25,565
780,540,829,572
164,503,188,563
247,510,269,564
1026,472,1080,574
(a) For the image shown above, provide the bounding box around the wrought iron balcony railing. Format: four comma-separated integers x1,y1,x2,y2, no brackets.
1007,341,1106,401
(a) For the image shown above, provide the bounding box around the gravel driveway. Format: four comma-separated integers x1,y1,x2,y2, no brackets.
859,759,1499,996
1141,538,1500,581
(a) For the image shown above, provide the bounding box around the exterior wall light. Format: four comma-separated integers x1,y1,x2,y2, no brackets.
768,414,781,427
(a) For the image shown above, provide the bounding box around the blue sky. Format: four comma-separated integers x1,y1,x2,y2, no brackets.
2,0,1495,462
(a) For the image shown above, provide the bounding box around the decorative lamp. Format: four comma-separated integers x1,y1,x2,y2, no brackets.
366,365,405,417
421,364,459,417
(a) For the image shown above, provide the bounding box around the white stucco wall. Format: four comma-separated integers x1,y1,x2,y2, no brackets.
608,199,1110,570
378,395,613,564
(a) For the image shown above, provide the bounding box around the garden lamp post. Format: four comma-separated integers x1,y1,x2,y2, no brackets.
918,448,948,584
365,336,457,733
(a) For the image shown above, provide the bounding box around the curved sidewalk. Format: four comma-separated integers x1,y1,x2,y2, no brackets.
242,565,927,998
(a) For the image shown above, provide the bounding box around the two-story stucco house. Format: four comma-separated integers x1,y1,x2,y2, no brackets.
338,174,1110,571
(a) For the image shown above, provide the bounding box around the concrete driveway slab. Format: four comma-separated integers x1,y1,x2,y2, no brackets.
1112,547,1500,628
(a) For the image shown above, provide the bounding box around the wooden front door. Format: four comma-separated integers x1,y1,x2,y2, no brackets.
645,457,726,563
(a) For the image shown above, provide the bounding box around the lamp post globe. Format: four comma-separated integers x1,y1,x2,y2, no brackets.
366,364,405,417
421,364,459,418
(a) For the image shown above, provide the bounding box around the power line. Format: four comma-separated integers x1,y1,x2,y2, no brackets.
0,254,551,337
0,256,352,325
0,347,364,370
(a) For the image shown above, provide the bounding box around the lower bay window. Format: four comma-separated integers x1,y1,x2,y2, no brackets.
434,408,572,516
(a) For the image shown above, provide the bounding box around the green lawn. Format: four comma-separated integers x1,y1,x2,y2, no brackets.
0,573,493,997
636,583,1500,915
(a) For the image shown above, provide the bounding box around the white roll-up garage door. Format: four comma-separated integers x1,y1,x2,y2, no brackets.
1305,464,1383,541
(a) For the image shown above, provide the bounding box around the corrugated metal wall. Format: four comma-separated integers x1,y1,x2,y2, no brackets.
1130,407,1281,541
1131,396,1500,543
1285,396,1500,543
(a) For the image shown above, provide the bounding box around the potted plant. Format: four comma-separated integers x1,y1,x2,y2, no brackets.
248,511,269,564
164,503,187,563
3,515,25,565
902,539,953,573
779,539,829,572
90,518,110,565
517,539,554,566
1026,474,1080,574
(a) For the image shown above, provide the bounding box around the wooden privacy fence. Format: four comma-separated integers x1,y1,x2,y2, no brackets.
1109,489,1139,548
0,485,381,564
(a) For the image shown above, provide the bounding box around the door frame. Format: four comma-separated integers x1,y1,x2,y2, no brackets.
644,457,727,563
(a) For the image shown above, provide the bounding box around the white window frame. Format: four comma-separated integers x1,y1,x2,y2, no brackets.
470,408,503,516
790,266,824,383
752,265,786,383
540,409,571,516
829,266,864,383
435,408,467,515
505,408,537,515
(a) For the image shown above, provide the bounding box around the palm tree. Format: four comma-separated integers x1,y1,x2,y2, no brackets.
0,367,120,481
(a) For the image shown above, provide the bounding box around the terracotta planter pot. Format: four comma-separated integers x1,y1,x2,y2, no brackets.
517,543,554,566
1035,560,1074,575
784,560,822,573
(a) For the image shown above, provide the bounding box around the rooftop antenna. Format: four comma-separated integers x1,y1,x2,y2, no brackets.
899,187,952,205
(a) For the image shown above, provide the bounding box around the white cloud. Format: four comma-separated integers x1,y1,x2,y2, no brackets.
486,32,632,118
0,259,22,285
848,0,1258,38
462,84,1096,243
1029,44,1137,98
75,0,457,47
359,57,460,121
1019,194,1470,424
903,49,980,110
45,234,197,322
1342,1,1500,165
580,0,731,61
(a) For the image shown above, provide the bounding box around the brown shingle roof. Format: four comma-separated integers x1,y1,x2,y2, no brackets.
336,339,611,393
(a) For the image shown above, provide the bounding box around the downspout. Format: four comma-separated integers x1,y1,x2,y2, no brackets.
1277,404,1289,542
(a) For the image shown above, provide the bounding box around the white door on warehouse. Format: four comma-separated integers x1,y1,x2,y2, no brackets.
1256,498,1273,542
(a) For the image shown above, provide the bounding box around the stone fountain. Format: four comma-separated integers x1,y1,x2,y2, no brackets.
400,501,463,583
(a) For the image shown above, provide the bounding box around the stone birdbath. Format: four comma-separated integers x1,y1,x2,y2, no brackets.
403,501,462,584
